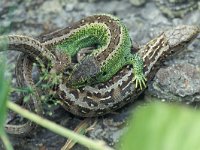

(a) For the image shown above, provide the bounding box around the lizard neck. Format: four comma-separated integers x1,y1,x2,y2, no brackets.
138,33,169,80
138,25,199,81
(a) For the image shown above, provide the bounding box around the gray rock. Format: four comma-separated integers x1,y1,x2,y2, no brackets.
129,0,146,6
155,0,199,18
148,63,200,103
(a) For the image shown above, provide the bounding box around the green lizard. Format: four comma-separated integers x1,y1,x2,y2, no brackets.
41,14,146,89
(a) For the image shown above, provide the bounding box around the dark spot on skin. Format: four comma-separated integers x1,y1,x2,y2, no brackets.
99,97,114,105
79,88,85,93
102,71,107,76
52,85,59,91
82,80,88,86
83,97,98,107
96,55,101,61
69,89,79,99
104,91,112,98
59,90,66,100
77,105,91,114
93,92,103,98
96,83,107,89
170,50,174,54
143,65,148,72
86,91,93,97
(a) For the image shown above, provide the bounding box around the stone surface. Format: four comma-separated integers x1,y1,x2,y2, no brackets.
148,63,200,103
155,0,199,18
129,0,146,6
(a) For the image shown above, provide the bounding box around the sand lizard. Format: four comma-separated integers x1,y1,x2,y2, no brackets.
0,35,69,135
5,24,199,135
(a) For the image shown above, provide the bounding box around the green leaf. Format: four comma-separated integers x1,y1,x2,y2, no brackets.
0,58,10,135
119,102,200,150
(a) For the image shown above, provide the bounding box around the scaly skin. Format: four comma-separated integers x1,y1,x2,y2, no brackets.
0,35,51,135
0,35,70,135
40,14,146,90
4,23,199,135
16,25,200,119
57,25,200,117
0,35,56,65
3,22,199,134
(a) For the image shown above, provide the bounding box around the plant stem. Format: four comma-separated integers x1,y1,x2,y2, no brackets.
7,101,114,150
0,131,13,150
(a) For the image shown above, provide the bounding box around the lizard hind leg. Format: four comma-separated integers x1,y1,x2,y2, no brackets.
130,54,147,90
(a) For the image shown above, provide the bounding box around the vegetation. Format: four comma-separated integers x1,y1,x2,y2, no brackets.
0,58,13,150
120,102,200,150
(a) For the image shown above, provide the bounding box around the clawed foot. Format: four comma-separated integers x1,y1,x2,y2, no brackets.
133,74,147,90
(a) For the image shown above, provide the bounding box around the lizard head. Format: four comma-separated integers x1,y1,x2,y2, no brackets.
67,56,101,88
164,25,199,56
